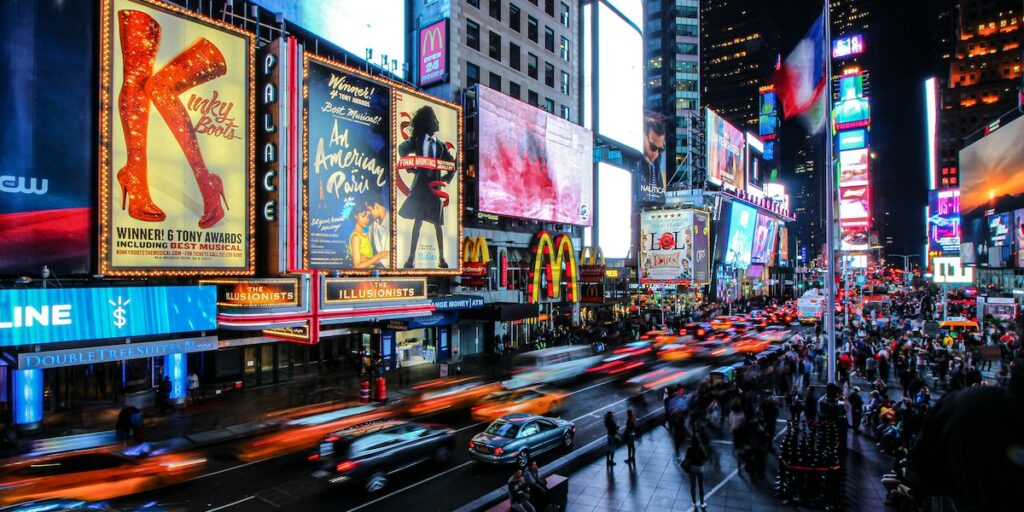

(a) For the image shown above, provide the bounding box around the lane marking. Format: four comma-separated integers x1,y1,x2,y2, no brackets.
206,495,255,511
191,458,269,481
347,460,475,512
455,421,484,433
571,395,632,422
567,378,616,396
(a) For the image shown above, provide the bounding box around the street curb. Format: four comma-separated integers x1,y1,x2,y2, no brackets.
454,409,666,512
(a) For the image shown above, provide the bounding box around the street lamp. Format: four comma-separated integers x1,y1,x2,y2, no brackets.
889,254,919,287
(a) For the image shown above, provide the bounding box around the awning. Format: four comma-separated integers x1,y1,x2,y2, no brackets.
461,303,540,322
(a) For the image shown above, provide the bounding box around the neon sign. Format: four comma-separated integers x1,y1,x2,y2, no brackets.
526,231,579,303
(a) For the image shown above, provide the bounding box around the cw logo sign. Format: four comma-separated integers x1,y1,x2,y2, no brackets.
527,231,578,304
462,236,490,288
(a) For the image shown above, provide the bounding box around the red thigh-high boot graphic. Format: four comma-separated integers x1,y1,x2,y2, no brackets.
144,38,229,229
116,10,165,222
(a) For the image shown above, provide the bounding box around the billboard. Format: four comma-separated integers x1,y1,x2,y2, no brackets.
597,163,633,259
636,116,666,205
393,89,462,271
839,186,870,226
932,256,973,284
758,90,779,138
928,189,960,254
832,34,864,59
724,202,756,267
477,85,593,225
989,212,1011,247
0,0,94,276
639,210,694,284
304,56,392,270
418,19,449,86
706,109,745,190
693,210,711,283
838,74,863,99
834,97,871,129
841,226,869,251
750,213,774,265
595,1,643,151
837,128,868,151
839,148,869,187
959,115,1024,265
100,0,255,275
747,133,765,192
1015,209,1024,267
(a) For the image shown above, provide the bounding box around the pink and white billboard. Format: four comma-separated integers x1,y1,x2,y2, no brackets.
418,19,448,86
477,85,594,226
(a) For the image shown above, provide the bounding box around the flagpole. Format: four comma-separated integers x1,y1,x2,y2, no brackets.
822,0,838,385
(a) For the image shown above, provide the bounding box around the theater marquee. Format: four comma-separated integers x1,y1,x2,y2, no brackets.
322,277,428,304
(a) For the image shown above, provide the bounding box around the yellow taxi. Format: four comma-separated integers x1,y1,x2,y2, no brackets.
403,377,503,417
470,386,567,422
237,402,397,462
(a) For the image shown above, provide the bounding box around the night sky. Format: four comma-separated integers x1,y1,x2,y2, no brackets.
775,0,933,256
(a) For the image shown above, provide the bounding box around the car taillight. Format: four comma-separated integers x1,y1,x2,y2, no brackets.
308,453,321,461
469,441,476,449
325,436,340,442
336,460,358,472
494,447,504,456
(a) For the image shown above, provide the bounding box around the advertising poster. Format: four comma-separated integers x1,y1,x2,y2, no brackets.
692,210,711,283
636,115,666,205
706,109,745,190
477,86,593,225
725,203,756,267
393,89,461,271
842,226,869,251
101,0,254,275
758,90,778,138
778,225,790,264
927,189,960,254
0,0,95,276
837,129,867,151
418,19,449,87
839,186,869,225
839,148,869,187
639,210,694,284
989,212,1011,247
304,56,392,270
750,213,773,264
1015,209,1024,267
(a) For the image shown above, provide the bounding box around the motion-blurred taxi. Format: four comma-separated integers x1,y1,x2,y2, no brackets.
403,377,502,416
585,342,654,376
733,334,770,354
0,447,205,505
710,316,733,330
657,342,698,362
678,323,710,340
237,402,396,462
470,386,567,421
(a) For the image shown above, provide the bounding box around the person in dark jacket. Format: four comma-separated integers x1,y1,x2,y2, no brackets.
847,387,865,435
803,386,818,421
623,409,638,464
684,434,709,510
507,469,535,512
524,461,547,510
604,411,619,467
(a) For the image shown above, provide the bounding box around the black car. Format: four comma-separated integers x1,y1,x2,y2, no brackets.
310,420,455,493
468,413,575,467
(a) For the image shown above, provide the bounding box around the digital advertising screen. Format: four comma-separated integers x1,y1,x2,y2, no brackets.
0,0,94,276
477,85,593,225
418,19,449,87
693,210,711,283
989,212,1011,247
959,115,1024,265
837,128,868,151
746,134,765,192
927,189,960,255
706,109,746,190
100,0,254,275
639,209,694,284
838,74,864,99
834,97,871,129
1014,209,1024,267
841,226,869,251
724,202,756,268
839,148,869,187
832,34,865,59
393,89,462,271
597,163,633,259
304,56,392,271
839,186,870,226
254,0,407,78
596,1,643,152
759,91,778,138
750,213,773,264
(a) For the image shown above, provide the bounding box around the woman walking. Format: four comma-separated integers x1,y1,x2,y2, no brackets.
623,409,638,464
683,434,709,510
604,411,619,467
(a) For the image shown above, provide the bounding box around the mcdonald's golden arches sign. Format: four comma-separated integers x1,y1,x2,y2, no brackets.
526,231,578,303
462,236,490,288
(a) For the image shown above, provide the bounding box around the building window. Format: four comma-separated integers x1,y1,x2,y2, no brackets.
489,72,502,92
560,104,570,120
545,62,555,87
544,97,555,113
560,36,570,61
466,19,480,51
468,0,479,8
560,2,570,27
467,62,480,86
545,27,555,52
560,70,570,94
545,0,555,17
509,42,521,70
528,16,538,42
509,81,521,99
528,90,539,106
528,53,538,79
489,0,501,21
510,3,521,31
489,31,501,60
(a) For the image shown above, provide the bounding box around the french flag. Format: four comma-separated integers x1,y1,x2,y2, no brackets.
775,12,827,134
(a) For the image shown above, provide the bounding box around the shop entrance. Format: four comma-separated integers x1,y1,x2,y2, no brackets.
396,328,436,367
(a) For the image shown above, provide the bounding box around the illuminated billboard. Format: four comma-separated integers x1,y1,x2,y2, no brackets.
841,226,869,251
750,213,774,265
838,74,864,99
839,148,869,187
927,189,960,254
959,115,1024,266
837,128,868,151
746,133,765,192
724,202,756,267
832,34,864,59
597,163,633,259
834,97,871,129
1015,209,1024,267
586,1,643,152
639,209,695,284
759,90,778,138
477,85,593,226
418,19,449,86
706,109,745,190
989,212,1011,247
839,186,869,226
932,256,973,284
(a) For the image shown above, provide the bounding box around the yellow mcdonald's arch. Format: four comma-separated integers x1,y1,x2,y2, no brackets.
527,231,578,303
422,25,445,53
462,236,491,264
580,246,605,266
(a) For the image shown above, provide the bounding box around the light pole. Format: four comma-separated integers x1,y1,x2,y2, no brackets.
889,254,919,288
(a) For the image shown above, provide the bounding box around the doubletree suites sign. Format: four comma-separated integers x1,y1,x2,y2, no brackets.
322,278,428,304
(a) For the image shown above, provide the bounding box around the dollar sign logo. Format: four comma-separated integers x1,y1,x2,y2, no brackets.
109,297,131,329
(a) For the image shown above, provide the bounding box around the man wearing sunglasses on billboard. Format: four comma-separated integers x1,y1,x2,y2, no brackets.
637,117,666,205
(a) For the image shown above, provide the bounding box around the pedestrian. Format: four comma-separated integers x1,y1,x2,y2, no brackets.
524,461,547,511
847,386,864,435
507,469,535,512
604,411,619,467
804,386,818,421
624,409,638,465
130,406,144,444
760,392,779,436
663,387,671,426
187,371,200,405
787,384,804,420
158,374,172,413
683,434,709,510
115,406,133,444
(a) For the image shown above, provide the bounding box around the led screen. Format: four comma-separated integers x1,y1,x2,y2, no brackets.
596,2,643,151
747,135,765,192
750,213,773,264
928,189,960,254
597,163,633,258
989,212,1011,247
724,203,756,267
1015,209,1024,267
839,186,869,225
959,115,1024,266
477,85,594,225
841,226,869,251
843,254,868,269
254,1,406,76
838,74,863,99
759,91,778,137
837,128,868,151
706,109,745,190
839,148,869,187
832,34,864,58
834,97,871,129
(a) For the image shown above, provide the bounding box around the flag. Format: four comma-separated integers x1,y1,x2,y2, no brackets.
775,12,827,134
